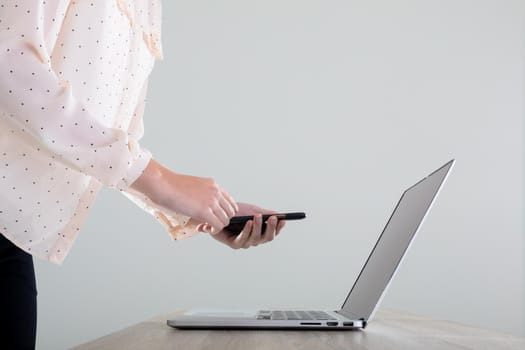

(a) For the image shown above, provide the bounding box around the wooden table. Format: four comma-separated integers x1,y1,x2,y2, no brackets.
73,309,525,350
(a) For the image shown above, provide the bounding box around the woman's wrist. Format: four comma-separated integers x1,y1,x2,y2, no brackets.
130,158,166,202
130,159,238,230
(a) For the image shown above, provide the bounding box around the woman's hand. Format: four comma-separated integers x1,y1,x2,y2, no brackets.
131,159,238,233
199,203,286,249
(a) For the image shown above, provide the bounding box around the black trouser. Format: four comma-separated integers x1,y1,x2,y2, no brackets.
0,233,37,350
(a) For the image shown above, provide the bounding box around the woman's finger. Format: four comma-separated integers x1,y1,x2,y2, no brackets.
233,220,252,248
262,215,278,243
244,213,262,248
275,220,286,236
211,204,230,227
218,194,236,219
201,223,213,233
221,189,239,213
204,208,228,234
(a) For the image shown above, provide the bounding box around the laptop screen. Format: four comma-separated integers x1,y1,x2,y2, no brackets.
339,160,454,322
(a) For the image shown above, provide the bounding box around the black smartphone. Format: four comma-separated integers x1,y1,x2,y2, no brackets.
223,212,306,236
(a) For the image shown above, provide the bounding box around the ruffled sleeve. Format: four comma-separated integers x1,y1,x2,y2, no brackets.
122,187,201,240
116,0,164,60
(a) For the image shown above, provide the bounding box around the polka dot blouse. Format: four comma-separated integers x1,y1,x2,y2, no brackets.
0,0,198,265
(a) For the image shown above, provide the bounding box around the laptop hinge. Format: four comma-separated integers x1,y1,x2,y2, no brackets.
334,309,353,319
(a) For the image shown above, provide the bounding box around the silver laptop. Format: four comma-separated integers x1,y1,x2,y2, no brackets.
167,160,455,330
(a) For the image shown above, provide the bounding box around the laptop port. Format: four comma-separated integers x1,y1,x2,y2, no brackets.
343,322,354,327
300,322,321,326
327,322,338,326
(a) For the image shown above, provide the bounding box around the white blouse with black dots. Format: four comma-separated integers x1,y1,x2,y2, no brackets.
0,0,199,265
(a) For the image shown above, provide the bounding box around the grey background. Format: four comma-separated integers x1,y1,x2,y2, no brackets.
35,0,524,349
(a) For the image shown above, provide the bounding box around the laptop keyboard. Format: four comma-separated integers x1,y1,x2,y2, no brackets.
256,310,337,321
